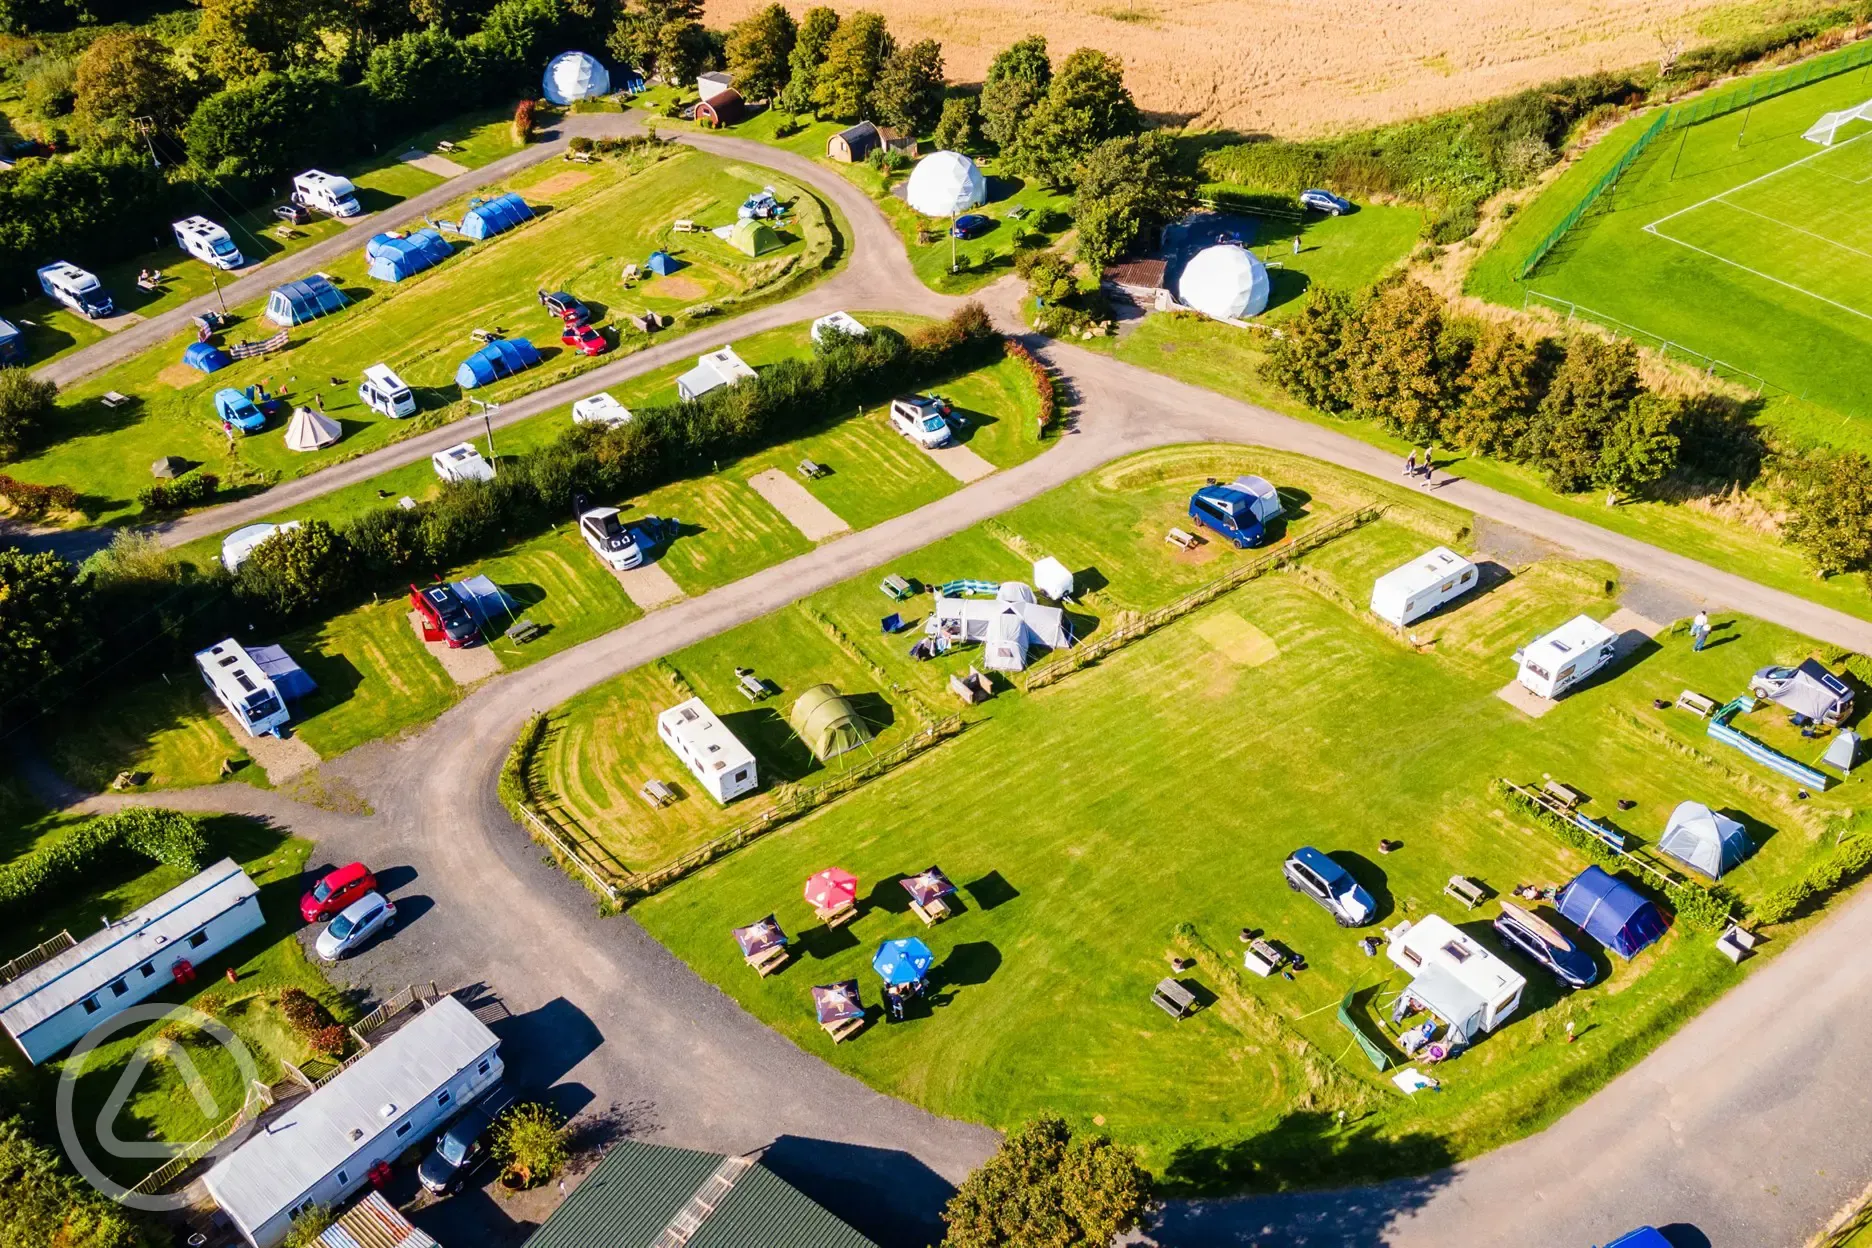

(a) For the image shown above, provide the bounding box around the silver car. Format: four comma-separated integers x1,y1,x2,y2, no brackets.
314,891,396,961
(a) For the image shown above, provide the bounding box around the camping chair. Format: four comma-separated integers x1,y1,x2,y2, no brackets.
881,613,906,635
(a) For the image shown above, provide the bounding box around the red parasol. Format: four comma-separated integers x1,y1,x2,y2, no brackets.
804,867,859,911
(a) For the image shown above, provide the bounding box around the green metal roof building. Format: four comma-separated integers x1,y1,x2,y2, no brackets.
523,1139,876,1248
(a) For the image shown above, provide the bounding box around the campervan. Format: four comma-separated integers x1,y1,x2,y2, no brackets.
172,216,244,270
36,261,114,318
358,363,416,418
1514,615,1618,699
1370,546,1479,628
291,170,362,218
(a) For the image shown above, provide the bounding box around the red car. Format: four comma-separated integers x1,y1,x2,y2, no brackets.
561,322,609,356
301,862,378,922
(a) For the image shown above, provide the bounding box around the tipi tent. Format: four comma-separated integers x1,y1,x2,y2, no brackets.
283,406,341,452
905,151,987,217
365,229,452,282
455,337,541,389
1177,245,1271,320
265,275,348,327
542,51,609,105
1658,801,1751,879
789,684,874,762
728,218,782,256
459,193,534,241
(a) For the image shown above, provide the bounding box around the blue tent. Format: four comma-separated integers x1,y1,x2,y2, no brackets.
460,193,534,241
265,275,349,327
0,317,24,366
645,250,679,276
183,341,231,373
1556,866,1668,959
873,938,933,986
455,337,541,389
366,229,453,282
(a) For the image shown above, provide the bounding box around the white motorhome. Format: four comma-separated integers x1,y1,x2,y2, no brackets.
357,363,416,418
204,996,501,1248
291,170,362,218
1514,614,1619,699
432,442,494,483
1386,913,1526,1044
1370,546,1479,628
657,697,758,804
173,216,244,269
196,639,292,737
36,261,115,318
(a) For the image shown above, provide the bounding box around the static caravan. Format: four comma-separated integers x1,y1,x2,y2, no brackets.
36,261,115,318
1370,546,1479,628
204,996,502,1248
173,216,244,269
1386,913,1525,1044
358,363,416,418
196,639,293,737
291,170,362,218
1514,615,1618,700
571,392,632,426
432,441,494,483
657,697,758,804
811,311,868,345
0,859,262,1064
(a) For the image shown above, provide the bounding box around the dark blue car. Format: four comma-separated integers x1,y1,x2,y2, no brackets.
951,213,990,239
1188,484,1266,548
1599,1230,1671,1248
1493,902,1599,989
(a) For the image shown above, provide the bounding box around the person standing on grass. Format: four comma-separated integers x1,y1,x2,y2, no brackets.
1292,235,1301,256
1692,609,1710,651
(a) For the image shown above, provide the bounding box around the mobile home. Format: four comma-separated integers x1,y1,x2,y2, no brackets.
0,859,262,1064
1370,546,1479,628
196,639,294,737
657,697,758,804
1386,913,1526,1044
1514,615,1618,700
204,995,502,1247
173,216,244,269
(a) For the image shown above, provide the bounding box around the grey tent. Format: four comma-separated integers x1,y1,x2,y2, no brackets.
1404,964,1490,1046
452,574,517,628
1657,801,1750,879
151,456,187,479
1823,730,1862,774
789,684,874,762
246,644,317,701
1754,658,1854,724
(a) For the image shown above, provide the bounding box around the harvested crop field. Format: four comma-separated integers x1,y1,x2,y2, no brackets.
706,0,1763,133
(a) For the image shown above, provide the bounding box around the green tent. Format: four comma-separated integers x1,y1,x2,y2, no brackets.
729,218,783,257
789,684,873,761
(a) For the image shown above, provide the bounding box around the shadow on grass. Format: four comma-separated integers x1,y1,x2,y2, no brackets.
1155,1109,1459,1202
963,869,1018,911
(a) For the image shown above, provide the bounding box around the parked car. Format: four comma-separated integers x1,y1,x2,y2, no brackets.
539,290,590,324
1187,483,1267,548
951,213,990,239
1299,188,1353,215
579,507,672,570
418,1084,516,1195
1282,847,1374,927
411,582,480,648
300,862,377,923
1492,902,1598,989
213,388,267,435
273,203,312,225
890,394,952,448
314,891,396,960
560,321,609,356
1748,658,1854,725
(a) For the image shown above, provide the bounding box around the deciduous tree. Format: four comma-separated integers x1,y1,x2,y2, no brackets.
1008,47,1138,185
235,519,357,617
777,6,837,115
1016,248,1076,304
185,69,355,178
1521,333,1641,492
0,551,88,726
1593,391,1681,499
364,27,478,124
812,10,892,121
0,368,57,462
196,0,329,80
979,34,1047,151
1259,286,1356,414
607,0,702,78
73,32,186,132
1070,130,1194,268
492,1102,568,1188
873,38,943,134
931,94,979,152
724,4,795,102
1446,320,1540,456
1785,450,1872,576
1344,279,1454,443
943,1115,1152,1248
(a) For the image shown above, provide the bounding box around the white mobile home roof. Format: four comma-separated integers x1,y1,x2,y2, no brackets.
1372,546,1475,602
0,858,257,1034
206,996,497,1237
658,697,755,774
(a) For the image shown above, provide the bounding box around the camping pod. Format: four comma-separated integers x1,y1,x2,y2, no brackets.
1177,245,1270,320
1556,866,1668,959
906,151,986,217
542,51,609,105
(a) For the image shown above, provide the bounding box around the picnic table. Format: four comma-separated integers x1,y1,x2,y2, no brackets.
1444,875,1486,909
798,457,828,479
1676,690,1718,717
1542,780,1584,809
879,574,915,601
950,667,992,705
816,899,858,929
1165,527,1200,551
1152,977,1197,1019
640,779,676,808
736,670,769,701
505,617,542,644
745,944,788,976
910,895,951,927
101,391,132,408
822,1011,863,1043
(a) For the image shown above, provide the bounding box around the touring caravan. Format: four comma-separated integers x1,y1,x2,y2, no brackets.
1370,547,1479,628
173,216,244,269
1514,615,1618,699
291,170,362,218
195,639,292,737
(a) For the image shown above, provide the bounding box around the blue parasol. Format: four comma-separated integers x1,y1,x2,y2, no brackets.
872,937,934,986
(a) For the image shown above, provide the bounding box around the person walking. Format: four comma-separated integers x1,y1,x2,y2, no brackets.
1691,610,1710,651
1403,449,1417,476
1421,458,1435,488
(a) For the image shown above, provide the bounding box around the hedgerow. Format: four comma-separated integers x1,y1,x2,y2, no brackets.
0,807,208,921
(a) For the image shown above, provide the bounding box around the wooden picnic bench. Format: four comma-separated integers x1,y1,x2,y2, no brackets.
911,896,951,927
1242,939,1283,978
822,1012,864,1043
673,218,698,233
880,574,915,601
1152,977,1197,1019
1542,780,1584,809
1676,690,1718,718
816,899,858,929
505,617,542,644
101,391,131,408
745,944,789,976
736,670,769,701
640,779,677,808
1165,527,1200,551
1444,875,1487,909
435,140,459,153
798,457,828,480
564,150,596,164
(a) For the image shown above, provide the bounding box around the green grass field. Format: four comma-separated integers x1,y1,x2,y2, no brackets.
8,145,841,527
42,676,262,793
575,443,1872,1190
1471,63,1872,443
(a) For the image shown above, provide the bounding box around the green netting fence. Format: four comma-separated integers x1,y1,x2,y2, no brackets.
1337,988,1396,1072
1518,38,1872,279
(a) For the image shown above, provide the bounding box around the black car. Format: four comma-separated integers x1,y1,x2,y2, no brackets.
1493,901,1598,989
538,289,591,325
418,1085,515,1195
273,203,312,225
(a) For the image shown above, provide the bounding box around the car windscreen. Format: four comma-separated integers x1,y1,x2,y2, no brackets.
921,415,946,431
212,239,236,255
312,877,336,901
329,913,355,938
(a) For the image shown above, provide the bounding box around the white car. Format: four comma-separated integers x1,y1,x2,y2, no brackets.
314,891,396,961
433,442,495,483
579,507,655,570
890,395,952,448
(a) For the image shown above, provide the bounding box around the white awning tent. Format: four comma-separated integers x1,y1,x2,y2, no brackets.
1403,964,1490,1046
676,347,756,401
1658,801,1751,879
1177,245,1271,320
543,52,610,105
928,582,1073,672
284,406,341,452
905,151,986,217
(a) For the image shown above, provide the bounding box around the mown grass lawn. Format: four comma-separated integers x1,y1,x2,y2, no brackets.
590,443,1872,1191
283,598,461,759
10,145,841,527
42,676,262,794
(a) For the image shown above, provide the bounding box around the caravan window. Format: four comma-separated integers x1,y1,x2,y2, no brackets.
733,769,749,783
139,962,154,978
478,1059,491,1075
290,1198,319,1221
395,1121,413,1138
82,996,100,1014
110,978,128,997
437,1090,452,1108
336,1169,348,1185
188,931,209,948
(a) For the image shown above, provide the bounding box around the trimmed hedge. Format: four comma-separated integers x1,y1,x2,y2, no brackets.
0,807,208,922
1004,339,1057,433
1753,832,1872,925
138,472,218,512
0,474,79,521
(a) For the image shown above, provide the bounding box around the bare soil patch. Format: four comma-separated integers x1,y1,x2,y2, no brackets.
646,275,707,300
158,363,200,388
529,169,595,197
745,468,850,540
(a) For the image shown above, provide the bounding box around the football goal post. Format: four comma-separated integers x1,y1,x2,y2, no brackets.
1805,98,1872,145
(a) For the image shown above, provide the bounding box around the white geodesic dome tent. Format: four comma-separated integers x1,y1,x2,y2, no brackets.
906,150,987,217
1177,245,1271,320
542,52,610,105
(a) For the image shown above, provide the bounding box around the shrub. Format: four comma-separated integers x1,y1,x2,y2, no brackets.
308,1024,349,1057
567,135,592,154
0,808,209,922
278,988,324,1033
492,1101,568,1187
137,471,218,512
512,97,535,143
1004,339,1057,433
1425,200,1479,244
0,473,77,519
1752,833,1872,924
